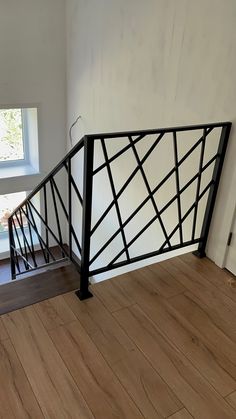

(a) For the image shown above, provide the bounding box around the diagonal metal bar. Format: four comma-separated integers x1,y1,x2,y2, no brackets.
50,179,64,253
12,218,28,270
26,202,55,263
159,180,214,251
51,177,82,255
128,135,171,248
11,249,35,274
89,148,218,266
64,161,83,205
173,131,183,244
108,179,213,267
91,128,213,237
27,201,69,260
22,202,56,263
25,204,37,266
91,132,165,236
15,209,37,267
101,139,130,261
158,155,217,216
9,225,20,274
93,133,146,175
18,209,29,265
192,128,206,240
11,246,34,269
14,257,69,277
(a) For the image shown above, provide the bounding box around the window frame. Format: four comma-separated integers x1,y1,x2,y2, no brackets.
0,108,30,168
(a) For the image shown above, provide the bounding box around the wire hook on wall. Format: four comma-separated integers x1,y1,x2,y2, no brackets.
69,115,82,146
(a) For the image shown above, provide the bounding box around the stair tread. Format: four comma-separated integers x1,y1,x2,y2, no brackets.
0,264,80,315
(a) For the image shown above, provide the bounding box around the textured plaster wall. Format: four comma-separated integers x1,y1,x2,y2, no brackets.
66,0,236,279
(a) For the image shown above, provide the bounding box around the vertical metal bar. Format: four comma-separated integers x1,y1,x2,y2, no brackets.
19,209,29,265
173,131,183,244
8,217,16,279
191,128,206,240
193,123,232,258
25,204,36,265
43,184,49,262
75,137,94,300
68,158,72,259
12,217,28,270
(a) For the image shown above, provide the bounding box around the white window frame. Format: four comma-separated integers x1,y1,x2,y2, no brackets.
0,108,30,169
0,105,39,178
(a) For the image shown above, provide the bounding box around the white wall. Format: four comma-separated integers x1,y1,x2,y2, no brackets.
0,0,66,192
0,0,67,256
66,0,236,279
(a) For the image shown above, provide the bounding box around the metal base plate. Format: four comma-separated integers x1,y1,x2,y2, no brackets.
75,289,93,301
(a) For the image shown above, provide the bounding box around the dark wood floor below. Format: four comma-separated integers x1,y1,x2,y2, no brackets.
0,253,236,418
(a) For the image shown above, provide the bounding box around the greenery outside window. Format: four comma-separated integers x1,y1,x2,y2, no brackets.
0,106,39,177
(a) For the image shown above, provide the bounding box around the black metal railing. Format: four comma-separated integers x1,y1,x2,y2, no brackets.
8,122,232,299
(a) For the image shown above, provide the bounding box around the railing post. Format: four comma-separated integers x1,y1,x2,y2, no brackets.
75,136,94,300
193,123,232,258
8,216,16,280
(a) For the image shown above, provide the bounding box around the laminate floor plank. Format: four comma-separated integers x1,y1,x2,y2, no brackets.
0,317,8,340
93,277,135,312
180,253,236,301
168,408,193,418
160,257,236,342
144,263,186,298
111,270,236,396
50,319,145,419
226,391,236,411
2,306,94,419
169,292,236,380
34,295,77,331
0,339,44,419
114,304,236,419
63,292,181,418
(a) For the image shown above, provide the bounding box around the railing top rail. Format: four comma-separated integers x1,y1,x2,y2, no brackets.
9,135,86,218
87,121,231,140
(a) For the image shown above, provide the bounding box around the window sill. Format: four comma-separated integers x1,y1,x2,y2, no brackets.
0,164,40,180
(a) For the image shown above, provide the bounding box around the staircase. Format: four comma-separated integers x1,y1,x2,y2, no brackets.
7,122,232,300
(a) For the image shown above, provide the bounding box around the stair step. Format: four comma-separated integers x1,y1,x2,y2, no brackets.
0,264,80,316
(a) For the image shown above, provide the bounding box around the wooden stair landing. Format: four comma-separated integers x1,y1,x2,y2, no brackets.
0,264,80,315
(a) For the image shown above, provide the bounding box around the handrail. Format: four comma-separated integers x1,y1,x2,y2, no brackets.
8,121,232,300
10,135,86,217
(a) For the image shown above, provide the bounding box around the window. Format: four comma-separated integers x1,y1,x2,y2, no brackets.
0,106,39,177
0,109,24,163
0,106,40,257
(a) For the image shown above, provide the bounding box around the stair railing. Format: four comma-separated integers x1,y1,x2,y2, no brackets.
8,122,232,299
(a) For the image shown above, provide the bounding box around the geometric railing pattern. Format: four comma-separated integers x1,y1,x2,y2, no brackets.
8,122,231,299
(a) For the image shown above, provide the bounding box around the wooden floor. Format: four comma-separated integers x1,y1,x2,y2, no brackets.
0,253,236,418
